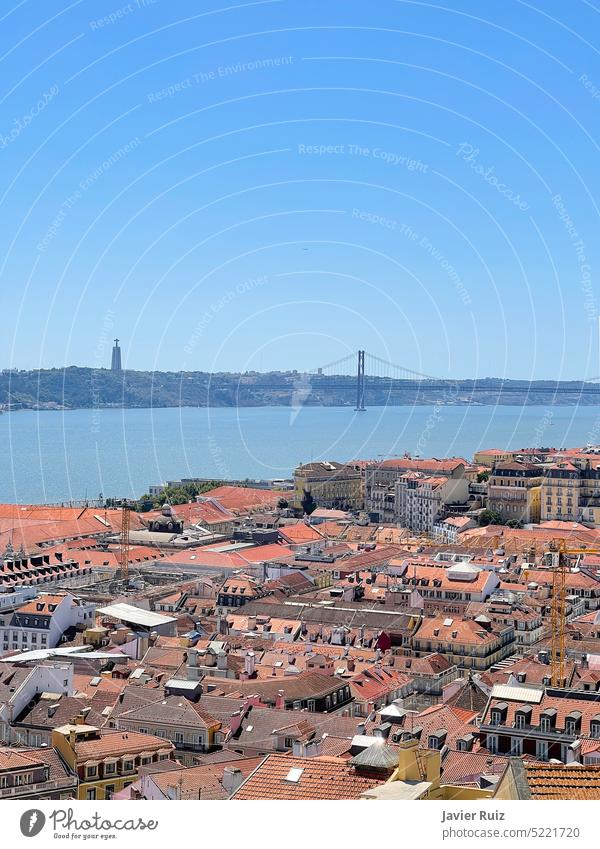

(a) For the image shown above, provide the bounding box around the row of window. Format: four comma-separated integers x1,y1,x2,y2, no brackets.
489,710,599,736
3,632,47,650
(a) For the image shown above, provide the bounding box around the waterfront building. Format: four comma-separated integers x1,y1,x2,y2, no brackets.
293,462,363,511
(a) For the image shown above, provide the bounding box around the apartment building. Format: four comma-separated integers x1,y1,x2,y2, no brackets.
479,685,600,762
0,662,73,744
0,747,76,800
394,473,468,533
217,573,268,608
432,516,476,543
487,461,544,523
0,593,96,657
293,462,363,511
114,694,224,754
540,461,582,522
410,615,515,670
524,567,600,611
391,561,500,613
52,723,175,800
541,460,600,525
365,458,466,521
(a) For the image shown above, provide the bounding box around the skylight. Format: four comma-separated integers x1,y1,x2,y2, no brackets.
284,768,304,783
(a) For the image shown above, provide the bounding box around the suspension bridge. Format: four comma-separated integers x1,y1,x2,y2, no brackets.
244,350,600,410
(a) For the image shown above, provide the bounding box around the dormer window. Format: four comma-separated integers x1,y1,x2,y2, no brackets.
427,729,447,750
540,708,557,732
456,733,475,752
565,711,582,735
490,703,508,726
515,706,532,729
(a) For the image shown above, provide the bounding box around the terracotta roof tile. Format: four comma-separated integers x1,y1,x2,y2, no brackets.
231,754,385,799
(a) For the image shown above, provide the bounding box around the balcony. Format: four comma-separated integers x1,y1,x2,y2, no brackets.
0,777,75,798
480,723,577,744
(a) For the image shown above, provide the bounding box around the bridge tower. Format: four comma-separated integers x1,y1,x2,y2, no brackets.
355,350,366,411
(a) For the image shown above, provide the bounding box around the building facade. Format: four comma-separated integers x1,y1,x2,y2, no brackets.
487,461,544,524
293,462,363,511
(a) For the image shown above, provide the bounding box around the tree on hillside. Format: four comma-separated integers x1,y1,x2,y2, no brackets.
277,497,289,509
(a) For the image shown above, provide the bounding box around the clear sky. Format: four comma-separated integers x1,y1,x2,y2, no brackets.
1,0,600,380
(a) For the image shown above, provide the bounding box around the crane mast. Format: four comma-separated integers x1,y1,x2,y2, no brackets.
548,542,567,687
120,501,131,583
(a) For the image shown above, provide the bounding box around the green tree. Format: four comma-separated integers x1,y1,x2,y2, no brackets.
478,509,503,526
301,489,317,515
477,470,490,483
138,480,222,510
277,497,289,509
506,518,523,529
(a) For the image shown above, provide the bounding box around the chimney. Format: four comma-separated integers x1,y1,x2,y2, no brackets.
275,689,285,709
245,650,256,677
222,767,244,796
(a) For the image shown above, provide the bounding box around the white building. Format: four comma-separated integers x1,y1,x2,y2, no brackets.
0,593,96,656
395,473,469,534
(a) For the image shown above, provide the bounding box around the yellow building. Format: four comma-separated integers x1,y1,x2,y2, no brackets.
473,449,516,468
360,740,496,800
52,723,174,800
540,461,581,522
293,461,363,511
488,461,544,523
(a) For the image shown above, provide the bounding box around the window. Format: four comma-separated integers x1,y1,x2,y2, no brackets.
105,785,115,798
510,737,523,755
122,760,134,773
86,788,96,800
536,740,549,760
85,765,98,779
104,762,116,776
487,734,499,754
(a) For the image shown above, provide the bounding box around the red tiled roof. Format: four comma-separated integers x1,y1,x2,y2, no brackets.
199,487,289,514
231,754,385,800
73,730,172,762
524,762,600,799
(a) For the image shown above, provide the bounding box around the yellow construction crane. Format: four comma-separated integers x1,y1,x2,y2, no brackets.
119,501,132,583
546,540,567,687
545,537,600,687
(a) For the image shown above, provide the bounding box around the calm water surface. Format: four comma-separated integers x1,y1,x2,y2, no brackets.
1,404,599,504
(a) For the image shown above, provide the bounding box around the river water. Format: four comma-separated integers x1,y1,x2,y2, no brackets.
1,404,599,504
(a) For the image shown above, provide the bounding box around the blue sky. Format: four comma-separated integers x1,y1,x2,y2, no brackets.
1,0,600,379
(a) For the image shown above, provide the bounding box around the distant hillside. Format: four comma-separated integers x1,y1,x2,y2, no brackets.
0,367,599,410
